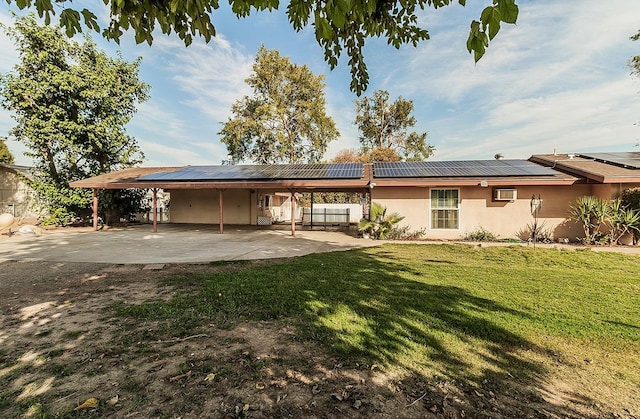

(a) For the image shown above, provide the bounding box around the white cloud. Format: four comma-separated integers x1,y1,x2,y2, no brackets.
155,35,254,123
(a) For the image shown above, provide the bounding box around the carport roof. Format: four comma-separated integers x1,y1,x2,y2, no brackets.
69,164,371,190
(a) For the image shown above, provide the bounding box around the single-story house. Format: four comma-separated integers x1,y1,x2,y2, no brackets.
69,152,640,241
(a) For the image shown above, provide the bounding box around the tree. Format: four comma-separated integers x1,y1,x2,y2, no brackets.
354,90,434,162
219,46,339,165
4,0,520,95
331,148,365,163
0,16,150,225
0,139,15,164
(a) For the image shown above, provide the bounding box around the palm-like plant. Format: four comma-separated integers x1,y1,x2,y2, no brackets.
608,199,640,245
570,196,610,244
359,202,405,240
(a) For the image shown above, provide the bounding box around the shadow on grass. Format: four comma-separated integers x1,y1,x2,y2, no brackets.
113,245,606,417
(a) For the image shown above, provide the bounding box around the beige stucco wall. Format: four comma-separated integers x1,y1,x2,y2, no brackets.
170,189,253,224
0,166,39,219
372,184,596,241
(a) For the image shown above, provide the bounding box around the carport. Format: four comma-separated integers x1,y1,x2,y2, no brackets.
70,163,373,237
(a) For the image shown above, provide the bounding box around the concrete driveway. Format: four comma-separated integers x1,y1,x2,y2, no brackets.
0,224,379,264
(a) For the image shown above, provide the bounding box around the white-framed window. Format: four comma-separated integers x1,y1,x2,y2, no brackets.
430,189,459,229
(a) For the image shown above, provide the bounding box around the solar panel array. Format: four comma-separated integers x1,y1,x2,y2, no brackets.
579,152,640,169
137,163,364,181
373,160,558,178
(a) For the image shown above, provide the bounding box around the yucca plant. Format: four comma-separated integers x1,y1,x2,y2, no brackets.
570,196,610,244
359,202,405,240
607,199,640,245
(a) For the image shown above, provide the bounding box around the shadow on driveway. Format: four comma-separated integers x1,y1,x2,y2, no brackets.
0,224,379,264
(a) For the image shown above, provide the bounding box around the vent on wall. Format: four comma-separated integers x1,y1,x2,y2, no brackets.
494,188,517,201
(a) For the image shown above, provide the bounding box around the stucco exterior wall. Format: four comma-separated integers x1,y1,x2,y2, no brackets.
0,166,39,219
372,184,594,241
170,189,252,224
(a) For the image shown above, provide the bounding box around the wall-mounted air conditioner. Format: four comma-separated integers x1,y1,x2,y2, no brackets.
494,188,517,201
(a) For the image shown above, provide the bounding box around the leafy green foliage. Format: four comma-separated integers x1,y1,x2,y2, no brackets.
0,140,14,164
219,46,339,164
621,187,640,211
358,202,405,239
3,0,520,95
354,90,434,161
0,16,149,225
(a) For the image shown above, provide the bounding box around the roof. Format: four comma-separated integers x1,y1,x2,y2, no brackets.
70,160,577,190
0,163,34,178
529,154,640,183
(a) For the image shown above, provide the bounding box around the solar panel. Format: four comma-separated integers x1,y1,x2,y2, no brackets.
138,163,364,181
373,160,558,178
578,152,640,169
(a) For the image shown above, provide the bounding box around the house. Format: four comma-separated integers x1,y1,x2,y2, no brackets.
69,152,640,241
0,164,39,221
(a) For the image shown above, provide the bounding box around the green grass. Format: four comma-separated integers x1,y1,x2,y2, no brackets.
113,244,640,389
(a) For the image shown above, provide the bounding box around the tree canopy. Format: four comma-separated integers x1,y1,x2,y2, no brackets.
354,89,434,161
4,0,519,95
0,15,149,224
219,46,339,165
0,140,15,164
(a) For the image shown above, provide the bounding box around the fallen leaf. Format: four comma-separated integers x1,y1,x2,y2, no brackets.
255,382,265,390
311,384,321,394
74,397,98,411
353,400,362,409
107,395,119,406
331,392,343,401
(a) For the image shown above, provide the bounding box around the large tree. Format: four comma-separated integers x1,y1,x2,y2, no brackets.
354,89,434,162
4,0,519,95
219,46,339,164
0,139,15,164
0,16,150,224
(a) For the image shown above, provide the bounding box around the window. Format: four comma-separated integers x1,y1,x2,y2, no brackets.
431,189,459,229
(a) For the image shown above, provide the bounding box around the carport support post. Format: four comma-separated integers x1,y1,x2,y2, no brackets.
92,189,99,231
218,189,224,234
310,192,314,230
290,190,296,237
152,188,158,233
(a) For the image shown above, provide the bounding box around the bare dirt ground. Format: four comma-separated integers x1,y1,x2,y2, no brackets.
0,260,636,418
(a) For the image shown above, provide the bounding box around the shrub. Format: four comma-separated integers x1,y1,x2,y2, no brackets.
463,227,498,242
516,221,554,243
386,225,426,240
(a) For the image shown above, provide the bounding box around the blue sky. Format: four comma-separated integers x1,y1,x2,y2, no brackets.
1,0,639,167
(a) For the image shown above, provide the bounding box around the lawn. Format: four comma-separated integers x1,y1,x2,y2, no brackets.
114,243,640,416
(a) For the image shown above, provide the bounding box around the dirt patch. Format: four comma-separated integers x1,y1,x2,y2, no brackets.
0,261,635,418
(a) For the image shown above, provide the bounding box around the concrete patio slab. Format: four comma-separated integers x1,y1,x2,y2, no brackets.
0,224,379,264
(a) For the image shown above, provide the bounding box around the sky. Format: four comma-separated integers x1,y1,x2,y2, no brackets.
0,0,639,167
